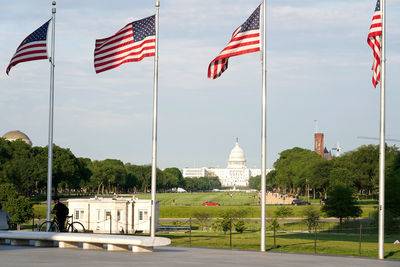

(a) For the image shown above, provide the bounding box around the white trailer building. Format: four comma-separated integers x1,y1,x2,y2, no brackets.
67,197,159,234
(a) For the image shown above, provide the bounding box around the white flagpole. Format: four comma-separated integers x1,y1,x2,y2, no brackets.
46,1,56,231
378,0,386,260
260,0,267,252
150,0,160,238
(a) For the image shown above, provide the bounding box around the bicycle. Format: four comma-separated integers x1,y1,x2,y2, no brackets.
39,215,85,233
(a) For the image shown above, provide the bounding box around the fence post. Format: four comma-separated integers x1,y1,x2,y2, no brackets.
32,214,34,231
189,217,192,247
359,223,362,256
229,219,232,249
273,223,276,248
314,224,317,254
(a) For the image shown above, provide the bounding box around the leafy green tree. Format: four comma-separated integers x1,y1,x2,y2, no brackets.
0,138,13,165
192,210,212,231
267,217,280,231
218,208,248,234
163,167,185,188
386,168,400,217
124,164,152,193
76,157,92,191
29,146,48,194
0,183,18,204
208,177,222,190
52,145,83,193
267,218,280,248
182,177,221,192
90,159,126,194
274,206,294,218
183,177,198,192
274,147,321,195
321,185,362,224
219,218,231,234
249,171,277,191
329,167,355,189
376,152,400,232
124,163,142,192
308,159,332,199
5,195,33,230
302,206,320,233
234,220,246,233
248,176,260,190
0,140,34,195
334,145,398,195
338,145,378,194
0,183,32,230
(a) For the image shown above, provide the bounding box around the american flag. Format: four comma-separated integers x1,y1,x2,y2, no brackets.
94,15,156,74
6,20,51,75
367,0,382,88
208,5,261,79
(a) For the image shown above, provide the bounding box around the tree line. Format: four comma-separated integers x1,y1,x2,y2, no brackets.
0,138,221,196
249,144,400,199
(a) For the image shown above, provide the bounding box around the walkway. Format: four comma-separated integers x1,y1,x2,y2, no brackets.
0,244,398,267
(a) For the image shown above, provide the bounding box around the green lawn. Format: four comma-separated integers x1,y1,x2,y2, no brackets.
136,192,261,206
32,192,378,219
159,205,315,218
157,230,400,259
28,192,399,259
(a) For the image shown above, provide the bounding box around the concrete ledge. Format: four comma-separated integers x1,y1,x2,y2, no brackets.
59,241,80,249
108,244,129,252
83,242,103,250
132,245,153,253
34,240,55,247
0,230,170,253
10,239,30,246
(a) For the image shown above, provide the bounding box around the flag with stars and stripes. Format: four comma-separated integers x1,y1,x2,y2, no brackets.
6,19,51,75
208,5,261,79
367,0,382,88
94,15,156,74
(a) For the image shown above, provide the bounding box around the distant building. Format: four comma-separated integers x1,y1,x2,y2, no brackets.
314,132,333,160
67,197,159,234
2,130,32,146
314,133,324,157
182,139,272,187
323,147,332,160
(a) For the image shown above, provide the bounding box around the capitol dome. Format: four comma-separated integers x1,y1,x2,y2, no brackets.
2,130,32,146
227,138,246,168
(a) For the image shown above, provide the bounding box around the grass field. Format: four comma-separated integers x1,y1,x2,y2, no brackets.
158,205,376,218
135,192,376,218
136,192,261,206
29,192,399,259
157,229,400,259
32,192,378,219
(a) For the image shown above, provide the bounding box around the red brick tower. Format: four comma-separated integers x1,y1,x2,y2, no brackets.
314,133,324,157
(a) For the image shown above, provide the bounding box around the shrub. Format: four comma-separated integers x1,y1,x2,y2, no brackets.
234,220,246,233
302,206,320,233
267,218,280,231
274,206,294,218
192,210,212,231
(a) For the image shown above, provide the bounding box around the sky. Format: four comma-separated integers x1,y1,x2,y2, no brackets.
1,0,400,170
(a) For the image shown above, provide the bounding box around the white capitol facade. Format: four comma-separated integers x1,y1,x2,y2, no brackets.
182,139,272,187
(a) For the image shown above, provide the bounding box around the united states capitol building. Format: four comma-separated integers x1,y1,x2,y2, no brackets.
182,139,271,187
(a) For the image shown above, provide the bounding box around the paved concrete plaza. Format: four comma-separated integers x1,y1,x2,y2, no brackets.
0,245,399,267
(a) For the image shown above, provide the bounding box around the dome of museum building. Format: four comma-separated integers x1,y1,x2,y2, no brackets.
228,139,246,168
2,130,32,146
